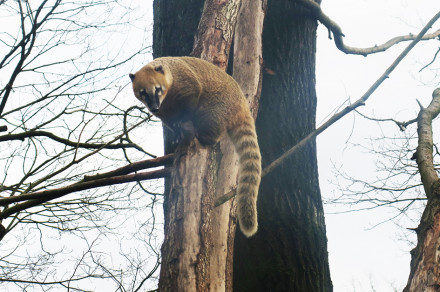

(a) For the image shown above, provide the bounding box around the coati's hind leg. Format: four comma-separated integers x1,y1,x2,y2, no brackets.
193,111,224,146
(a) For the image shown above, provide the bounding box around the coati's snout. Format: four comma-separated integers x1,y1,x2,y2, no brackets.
129,73,165,113
140,88,160,113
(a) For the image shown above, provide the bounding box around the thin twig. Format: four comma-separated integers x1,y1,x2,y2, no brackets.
419,46,440,72
354,109,418,131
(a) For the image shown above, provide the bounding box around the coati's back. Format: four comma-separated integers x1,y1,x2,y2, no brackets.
130,56,261,237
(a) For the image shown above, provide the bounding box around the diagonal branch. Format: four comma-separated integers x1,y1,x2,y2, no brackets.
0,167,171,220
262,10,440,177
83,154,174,181
215,10,440,207
263,12,440,176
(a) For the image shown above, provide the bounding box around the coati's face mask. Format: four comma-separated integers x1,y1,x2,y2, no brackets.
129,64,169,113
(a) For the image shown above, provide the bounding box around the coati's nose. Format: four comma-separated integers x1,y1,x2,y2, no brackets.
150,107,159,113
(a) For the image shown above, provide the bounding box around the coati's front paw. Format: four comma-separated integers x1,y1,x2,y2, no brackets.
172,120,196,145
171,133,181,145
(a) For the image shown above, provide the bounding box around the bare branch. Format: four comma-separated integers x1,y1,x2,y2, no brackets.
1,153,173,207
0,130,145,151
297,0,440,56
0,0,60,114
84,154,174,181
0,167,171,220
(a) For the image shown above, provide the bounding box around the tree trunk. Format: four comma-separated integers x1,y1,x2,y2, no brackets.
154,1,248,291
233,0,333,291
404,88,440,292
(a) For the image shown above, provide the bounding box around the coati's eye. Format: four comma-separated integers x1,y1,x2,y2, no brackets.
139,88,149,99
155,86,163,97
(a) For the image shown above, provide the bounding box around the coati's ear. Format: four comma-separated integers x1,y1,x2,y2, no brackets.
155,65,164,74
129,73,135,82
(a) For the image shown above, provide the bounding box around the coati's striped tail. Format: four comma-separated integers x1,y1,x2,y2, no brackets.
228,116,262,237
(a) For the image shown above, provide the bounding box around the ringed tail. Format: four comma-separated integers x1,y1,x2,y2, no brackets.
229,115,262,237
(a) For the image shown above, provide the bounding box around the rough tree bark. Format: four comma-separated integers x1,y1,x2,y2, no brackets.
233,0,333,291
404,88,440,292
232,0,266,117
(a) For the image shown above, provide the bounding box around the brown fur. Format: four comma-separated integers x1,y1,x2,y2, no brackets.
130,57,261,237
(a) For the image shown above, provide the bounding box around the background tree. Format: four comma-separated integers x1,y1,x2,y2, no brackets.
330,88,440,291
403,88,440,291
0,1,164,290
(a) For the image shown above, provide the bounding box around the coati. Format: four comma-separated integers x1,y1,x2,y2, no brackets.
129,56,261,238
